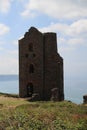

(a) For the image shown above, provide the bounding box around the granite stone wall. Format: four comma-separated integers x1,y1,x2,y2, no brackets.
19,27,64,101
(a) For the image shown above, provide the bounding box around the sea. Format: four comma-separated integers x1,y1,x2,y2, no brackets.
0,75,87,104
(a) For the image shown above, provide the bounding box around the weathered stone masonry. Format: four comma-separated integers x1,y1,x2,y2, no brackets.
19,27,64,101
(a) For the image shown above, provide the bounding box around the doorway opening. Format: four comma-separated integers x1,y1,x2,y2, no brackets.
27,83,33,97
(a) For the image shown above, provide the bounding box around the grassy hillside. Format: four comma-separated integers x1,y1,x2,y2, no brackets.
0,93,87,130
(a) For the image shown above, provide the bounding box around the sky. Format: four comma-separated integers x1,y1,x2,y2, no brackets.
0,0,87,84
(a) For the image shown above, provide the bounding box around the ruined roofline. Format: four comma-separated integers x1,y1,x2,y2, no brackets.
57,53,63,60
28,26,41,33
29,26,56,35
19,26,57,40
18,27,39,41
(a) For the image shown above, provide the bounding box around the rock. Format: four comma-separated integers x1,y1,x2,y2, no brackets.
29,93,40,101
51,88,59,101
83,95,87,104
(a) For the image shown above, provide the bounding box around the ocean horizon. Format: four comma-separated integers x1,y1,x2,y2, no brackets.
0,75,87,104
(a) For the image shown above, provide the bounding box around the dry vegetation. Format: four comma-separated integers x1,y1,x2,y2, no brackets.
0,93,87,130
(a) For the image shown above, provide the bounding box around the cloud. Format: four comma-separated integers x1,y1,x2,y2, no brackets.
0,50,18,74
40,19,87,37
38,18,87,56
67,38,86,45
20,0,87,19
0,56,18,74
66,19,87,37
0,0,12,14
12,40,18,46
0,47,3,51
39,19,87,45
20,0,38,17
0,39,18,74
39,22,68,34
0,23,10,36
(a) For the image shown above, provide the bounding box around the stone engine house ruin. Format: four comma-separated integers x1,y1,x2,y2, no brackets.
19,27,64,101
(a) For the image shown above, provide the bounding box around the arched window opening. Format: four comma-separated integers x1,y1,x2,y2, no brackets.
25,53,28,58
27,83,33,97
33,53,36,57
29,64,34,73
29,43,33,51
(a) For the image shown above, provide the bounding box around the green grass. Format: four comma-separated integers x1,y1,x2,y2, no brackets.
0,93,87,130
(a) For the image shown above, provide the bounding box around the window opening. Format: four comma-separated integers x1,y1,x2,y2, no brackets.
25,53,28,58
29,64,34,73
33,53,36,57
29,43,33,51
